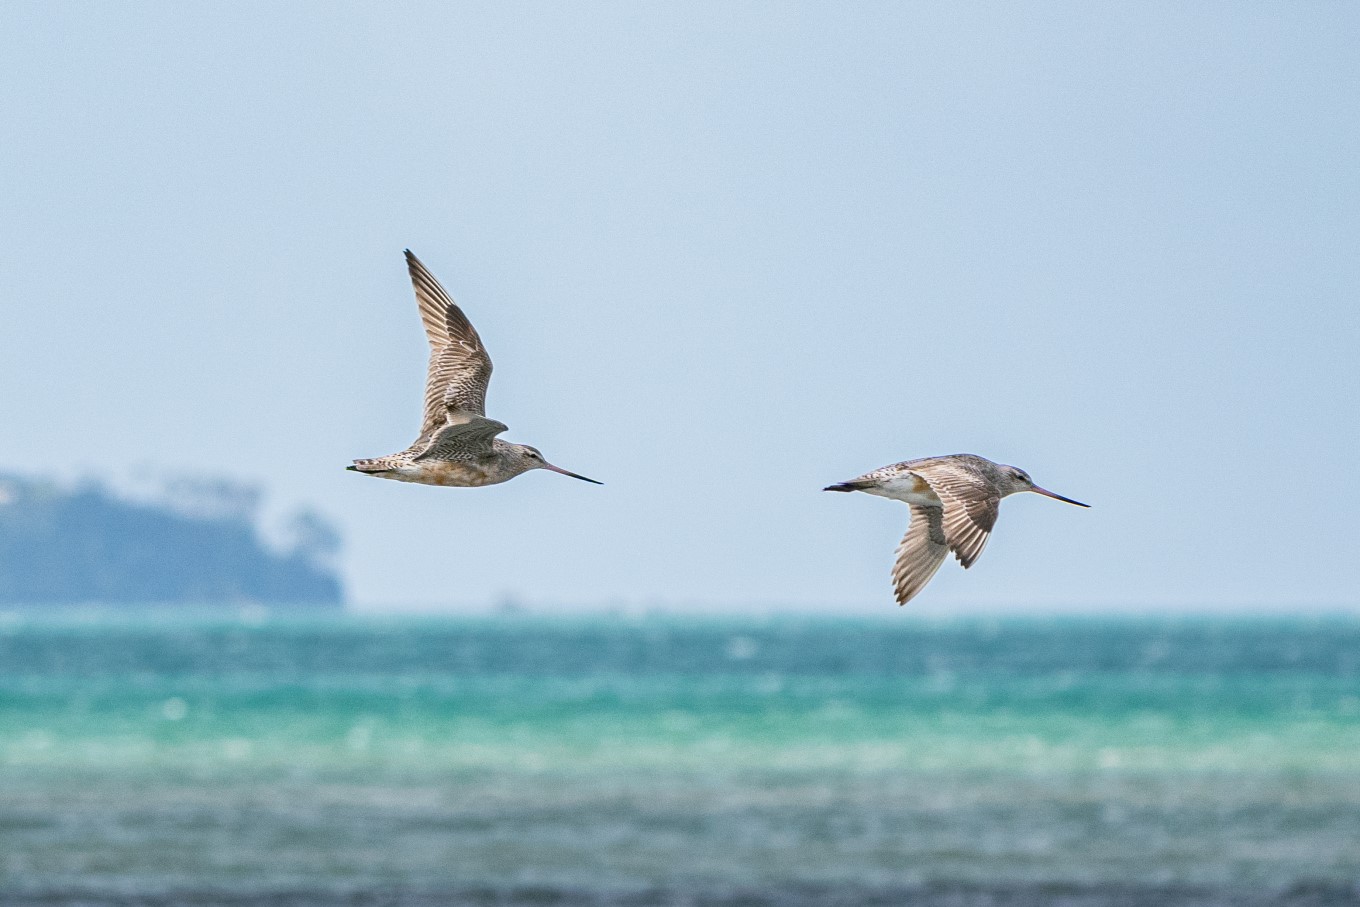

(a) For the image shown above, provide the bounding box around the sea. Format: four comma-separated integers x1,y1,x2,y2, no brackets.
1,612,1358,907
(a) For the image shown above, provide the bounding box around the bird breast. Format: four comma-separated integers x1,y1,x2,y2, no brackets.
386,460,505,487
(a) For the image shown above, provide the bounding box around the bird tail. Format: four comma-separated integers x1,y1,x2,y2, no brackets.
823,481,870,492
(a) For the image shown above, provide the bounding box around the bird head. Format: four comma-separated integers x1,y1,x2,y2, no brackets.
1001,465,1088,507
514,445,602,484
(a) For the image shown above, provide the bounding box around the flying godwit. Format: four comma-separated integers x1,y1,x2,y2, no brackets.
348,250,600,487
825,454,1087,606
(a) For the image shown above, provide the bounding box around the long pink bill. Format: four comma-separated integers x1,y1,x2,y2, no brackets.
543,463,603,484
1031,486,1089,507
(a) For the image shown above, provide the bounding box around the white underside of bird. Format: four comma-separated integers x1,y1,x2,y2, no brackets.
856,472,941,507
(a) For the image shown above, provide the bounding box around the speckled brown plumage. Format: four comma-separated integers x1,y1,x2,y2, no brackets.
825,454,1087,606
348,251,600,488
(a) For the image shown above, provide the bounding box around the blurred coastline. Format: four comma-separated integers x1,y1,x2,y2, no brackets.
0,474,342,609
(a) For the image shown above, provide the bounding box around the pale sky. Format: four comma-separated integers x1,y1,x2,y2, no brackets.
1,3,1356,612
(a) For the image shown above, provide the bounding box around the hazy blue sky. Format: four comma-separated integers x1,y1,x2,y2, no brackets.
2,3,1356,612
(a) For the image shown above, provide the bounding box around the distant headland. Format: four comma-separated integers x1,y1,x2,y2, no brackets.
0,475,343,608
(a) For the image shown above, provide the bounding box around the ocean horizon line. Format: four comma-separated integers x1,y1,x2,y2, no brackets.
2,602,1358,627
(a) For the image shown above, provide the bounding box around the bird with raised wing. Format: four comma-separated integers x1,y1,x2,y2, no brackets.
348,250,600,487
825,454,1087,606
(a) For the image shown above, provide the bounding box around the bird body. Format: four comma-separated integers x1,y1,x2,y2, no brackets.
351,439,521,487
843,469,939,506
826,454,1087,606
349,251,600,487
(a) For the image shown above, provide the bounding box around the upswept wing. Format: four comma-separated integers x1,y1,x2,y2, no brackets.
405,250,494,437
892,505,950,606
912,460,1001,569
412,416,509,462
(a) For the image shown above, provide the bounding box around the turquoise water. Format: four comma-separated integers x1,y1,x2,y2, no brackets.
1,614,1358,906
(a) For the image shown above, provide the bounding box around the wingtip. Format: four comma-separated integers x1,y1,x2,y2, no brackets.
823,483,855,492
345,465,358,472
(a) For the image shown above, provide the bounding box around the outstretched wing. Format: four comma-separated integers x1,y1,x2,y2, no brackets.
413,416,508,462
406,250,494,437
891,504,950,606
912,460,1000,569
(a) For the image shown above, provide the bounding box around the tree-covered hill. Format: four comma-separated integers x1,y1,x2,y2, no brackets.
0,475,342,607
